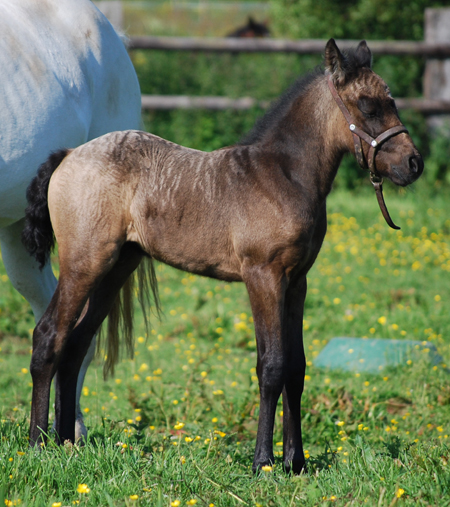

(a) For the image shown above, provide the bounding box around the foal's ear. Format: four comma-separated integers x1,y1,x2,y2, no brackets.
355,40,372,69
325,38,346,85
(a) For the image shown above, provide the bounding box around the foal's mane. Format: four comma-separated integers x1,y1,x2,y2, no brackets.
239,47,368,146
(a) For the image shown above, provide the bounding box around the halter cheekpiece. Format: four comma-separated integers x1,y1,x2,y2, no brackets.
327,74,408,230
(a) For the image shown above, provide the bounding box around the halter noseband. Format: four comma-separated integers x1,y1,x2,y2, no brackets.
327,74,408,230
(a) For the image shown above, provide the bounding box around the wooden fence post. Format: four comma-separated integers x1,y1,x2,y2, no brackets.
424,8,450,131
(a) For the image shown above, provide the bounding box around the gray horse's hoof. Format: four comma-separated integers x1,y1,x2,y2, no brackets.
75,417,88,445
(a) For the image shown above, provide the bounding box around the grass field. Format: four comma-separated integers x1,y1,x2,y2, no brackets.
2,184,450,506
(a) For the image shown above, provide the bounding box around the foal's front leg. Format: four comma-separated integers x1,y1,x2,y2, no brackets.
244,264,287,473
282,275,307,474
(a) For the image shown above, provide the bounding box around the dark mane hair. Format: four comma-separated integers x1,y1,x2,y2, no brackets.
239,45,371,146
238,67,323,146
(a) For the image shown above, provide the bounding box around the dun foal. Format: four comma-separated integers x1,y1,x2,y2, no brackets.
23,39,422,473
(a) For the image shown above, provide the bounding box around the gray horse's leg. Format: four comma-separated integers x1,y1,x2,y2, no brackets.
74,337,96,440
0,218,93,440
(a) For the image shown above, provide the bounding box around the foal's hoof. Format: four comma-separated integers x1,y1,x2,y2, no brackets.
283,458,307,475
252,456,275,474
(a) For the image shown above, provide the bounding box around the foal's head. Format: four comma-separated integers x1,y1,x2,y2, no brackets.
325,39,423,187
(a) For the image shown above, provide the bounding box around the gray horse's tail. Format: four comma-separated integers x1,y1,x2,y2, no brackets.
22,149,70,269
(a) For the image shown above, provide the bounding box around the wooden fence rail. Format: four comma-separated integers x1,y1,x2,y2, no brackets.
140,95,450,113
130,36,450,58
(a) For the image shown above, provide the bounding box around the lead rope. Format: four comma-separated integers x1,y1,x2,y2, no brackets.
327,75,407,230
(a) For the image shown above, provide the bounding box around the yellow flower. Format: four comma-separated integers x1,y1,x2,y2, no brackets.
16,451,25,456
336,420,345,427
171,501,181,507
174,422,185,430
186,500,198,506
396,488,405,498
261,465,273,472
129,495,139,501
378,316,387,325
52,504,62,507
77,484,90,494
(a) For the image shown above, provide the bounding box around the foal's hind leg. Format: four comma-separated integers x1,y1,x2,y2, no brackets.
53,243,143,443
29,275,95,446
281,275,307,474
29,239,138,446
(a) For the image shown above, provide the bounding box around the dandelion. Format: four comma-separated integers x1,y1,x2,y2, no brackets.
261,465,273,472
174,422,185,430
396,488,405,498
129,495,139,501
77,484,90,494
52,503,62,507
186,500,198,506
171,501,181,507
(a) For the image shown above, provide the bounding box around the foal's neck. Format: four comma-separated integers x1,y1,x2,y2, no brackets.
260,75,346,202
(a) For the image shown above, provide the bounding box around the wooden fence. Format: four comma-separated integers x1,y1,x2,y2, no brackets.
124,8,450,115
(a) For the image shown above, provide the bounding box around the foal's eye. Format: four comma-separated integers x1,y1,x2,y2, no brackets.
357,97,379,118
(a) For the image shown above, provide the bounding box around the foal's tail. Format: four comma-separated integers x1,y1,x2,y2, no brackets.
22,149,70,268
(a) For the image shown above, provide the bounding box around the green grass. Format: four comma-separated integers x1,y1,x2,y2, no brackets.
2,184,450,506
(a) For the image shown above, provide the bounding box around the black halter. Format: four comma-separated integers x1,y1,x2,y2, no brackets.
327,75,408,230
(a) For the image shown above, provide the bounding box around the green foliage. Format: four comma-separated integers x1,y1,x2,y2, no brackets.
269,0,448,41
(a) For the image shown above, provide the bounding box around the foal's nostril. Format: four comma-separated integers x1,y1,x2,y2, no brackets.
409,155,424,175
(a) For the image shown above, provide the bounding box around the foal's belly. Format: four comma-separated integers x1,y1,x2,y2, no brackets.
135,218,243,282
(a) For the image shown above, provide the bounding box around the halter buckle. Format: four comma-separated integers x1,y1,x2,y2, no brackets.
369,172,383,185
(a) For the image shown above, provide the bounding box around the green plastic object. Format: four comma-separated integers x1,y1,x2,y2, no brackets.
313,337,444,373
